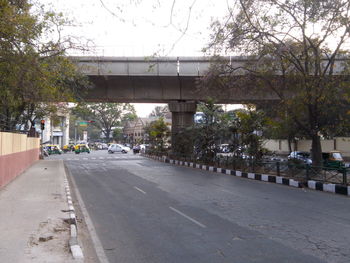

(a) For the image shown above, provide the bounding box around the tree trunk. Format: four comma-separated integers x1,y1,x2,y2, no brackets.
288,137,292,153
311,134,322,167
105,130,111,143
5,108,12,131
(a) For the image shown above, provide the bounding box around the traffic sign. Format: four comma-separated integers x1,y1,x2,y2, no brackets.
79,121,88,127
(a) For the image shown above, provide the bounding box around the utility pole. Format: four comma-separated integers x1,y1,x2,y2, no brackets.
74,121,77,144
74,120,94,144
50,118,53,144
40,120,45,158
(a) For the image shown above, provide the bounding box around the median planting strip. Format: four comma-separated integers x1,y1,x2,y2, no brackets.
142,154,350,197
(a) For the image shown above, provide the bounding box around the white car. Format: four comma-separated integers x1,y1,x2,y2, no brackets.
288,151,312,164
122,145,131,152
108,144,129,154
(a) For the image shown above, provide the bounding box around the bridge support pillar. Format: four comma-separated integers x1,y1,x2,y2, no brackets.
168,101,197,155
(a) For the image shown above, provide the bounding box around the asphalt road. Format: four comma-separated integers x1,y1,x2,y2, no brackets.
50,150,350,263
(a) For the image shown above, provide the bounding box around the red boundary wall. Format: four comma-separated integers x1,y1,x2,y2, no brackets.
0,148,39,188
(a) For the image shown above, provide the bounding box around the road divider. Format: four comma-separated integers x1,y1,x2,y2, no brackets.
142,154,350,197
63,177,84,260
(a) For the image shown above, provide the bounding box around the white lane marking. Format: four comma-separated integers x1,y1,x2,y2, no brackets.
134,186,147,194
221,189,234,194
133,162,144,167
169,206,207,228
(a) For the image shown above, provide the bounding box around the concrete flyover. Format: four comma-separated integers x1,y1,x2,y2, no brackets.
72,56,349,150
73,56,280,148
73,56,280,104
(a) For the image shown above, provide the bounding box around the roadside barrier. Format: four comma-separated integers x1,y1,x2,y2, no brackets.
142,154,350,197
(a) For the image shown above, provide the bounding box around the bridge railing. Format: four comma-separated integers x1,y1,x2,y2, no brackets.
67,45,208,57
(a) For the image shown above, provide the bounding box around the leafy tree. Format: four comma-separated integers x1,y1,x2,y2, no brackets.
170,99,267,163
112,127,124,143
144,117,170,154
191,100,224,162
69,113,103,142
73,103,136,142
254,102,299,152
0,0,87,131
122,112,138,123
205,0,350,166
235,107,267,160
149,105,169,118
196,102,266,161
172,99,228,161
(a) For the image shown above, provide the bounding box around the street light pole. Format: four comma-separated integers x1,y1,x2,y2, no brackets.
50,118,53,144
74,121,77,144
40,120,45,159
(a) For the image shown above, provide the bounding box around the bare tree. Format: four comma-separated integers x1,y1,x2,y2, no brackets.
204,0,350,166
97,0,199,55
149,105,169,118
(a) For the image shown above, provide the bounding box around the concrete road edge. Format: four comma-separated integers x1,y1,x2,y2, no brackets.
62,170,84,260
64,163,110,263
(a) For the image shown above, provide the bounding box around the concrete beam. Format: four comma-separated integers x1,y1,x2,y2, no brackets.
72,56,350,104
82,75,280,103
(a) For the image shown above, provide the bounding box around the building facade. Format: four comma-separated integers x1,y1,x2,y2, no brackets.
41,109,70,148
123,117,171,145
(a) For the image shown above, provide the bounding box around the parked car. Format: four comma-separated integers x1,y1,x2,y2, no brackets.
133,145,140,154
139,144,148,150
124,143,132,149
108,144,129,154
101,143,108,150
123,145,131,152
218,144,230,153
288,150,345,169
288,151,312,165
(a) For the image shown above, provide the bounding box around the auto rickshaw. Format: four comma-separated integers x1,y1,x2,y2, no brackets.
74,144,90,154
45,144,62,155
322,151,345,169
62,145,70,153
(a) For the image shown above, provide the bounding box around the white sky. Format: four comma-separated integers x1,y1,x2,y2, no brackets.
37,0,241,116
36,1,350,116
133,103,167,117
39,0,229,56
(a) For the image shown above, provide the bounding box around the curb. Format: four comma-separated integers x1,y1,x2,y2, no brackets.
143,154,350,197
64,177,84,260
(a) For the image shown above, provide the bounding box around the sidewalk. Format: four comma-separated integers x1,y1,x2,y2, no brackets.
0,160,76,262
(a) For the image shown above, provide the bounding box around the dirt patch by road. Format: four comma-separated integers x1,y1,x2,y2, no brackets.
25,217,76,263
